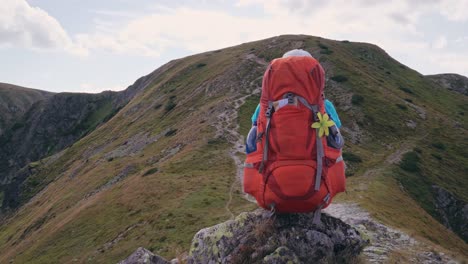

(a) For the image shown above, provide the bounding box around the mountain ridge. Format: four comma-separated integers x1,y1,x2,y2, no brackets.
0,83,54,137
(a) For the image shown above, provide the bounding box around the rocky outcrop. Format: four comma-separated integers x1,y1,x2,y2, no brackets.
118,247,170,264
120,209,365,264
426,73,468,96
433,185,468,242
188,209,366,263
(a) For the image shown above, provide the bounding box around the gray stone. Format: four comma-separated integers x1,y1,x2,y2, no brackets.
118,247,169,264
187,209,366,264
433,185,468,242
427,73,468,96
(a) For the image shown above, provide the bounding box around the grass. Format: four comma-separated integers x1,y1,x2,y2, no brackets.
1,34,467,263
0,41,258,263
238,95,260,138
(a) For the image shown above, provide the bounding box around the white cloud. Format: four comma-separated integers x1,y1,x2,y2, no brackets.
2,0,467,79
69,0,467,78
76,2,424,57
432,35,448,49
439,0,468,21
0,0,86,55
79,82,125,93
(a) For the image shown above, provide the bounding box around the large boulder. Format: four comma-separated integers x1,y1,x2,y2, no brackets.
188,209,366,264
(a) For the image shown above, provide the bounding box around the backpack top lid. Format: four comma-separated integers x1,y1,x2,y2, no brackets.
260,55,325,108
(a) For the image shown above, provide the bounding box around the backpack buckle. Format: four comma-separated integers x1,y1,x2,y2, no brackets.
283,92,295,104
265,102,274,117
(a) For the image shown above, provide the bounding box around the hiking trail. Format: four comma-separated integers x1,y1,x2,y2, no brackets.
214,86,261,218
326,134,455,263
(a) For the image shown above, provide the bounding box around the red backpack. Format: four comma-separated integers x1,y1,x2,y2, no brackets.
243,56,346,216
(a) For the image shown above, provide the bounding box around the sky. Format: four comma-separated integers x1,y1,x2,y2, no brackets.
0,0,467,93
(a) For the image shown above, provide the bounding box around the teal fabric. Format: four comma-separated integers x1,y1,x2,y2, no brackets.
251,104,261,125
251,100,341,128
325,99,341,128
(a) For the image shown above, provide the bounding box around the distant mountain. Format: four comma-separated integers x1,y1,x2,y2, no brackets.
0,83,53,136
0,35,466,263
427,73,468,96
0,72,159,208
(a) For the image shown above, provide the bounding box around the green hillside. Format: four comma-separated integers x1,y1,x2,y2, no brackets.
0,35,466,263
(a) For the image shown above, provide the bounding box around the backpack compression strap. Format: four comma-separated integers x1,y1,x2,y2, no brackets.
296,96,324,191
259,101,274,173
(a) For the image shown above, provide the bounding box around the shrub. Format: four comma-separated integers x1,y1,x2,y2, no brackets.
143,167,158,176
399,87,414,94
318,43,329,50
431,142,446,150
165,128,178,137
154,104,162,110
400,151,420,172
207,137,226,145
404,98,413,103
196,63,207,68
343,152,362,163
431,153,442,160
165,100,177,112
320,49,333,55
341,40,350,43
331,75,348,82
351,94,364,105
11,122,25,131
396,103,408,110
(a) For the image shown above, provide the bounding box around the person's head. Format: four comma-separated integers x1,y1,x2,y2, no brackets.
282,49,313,58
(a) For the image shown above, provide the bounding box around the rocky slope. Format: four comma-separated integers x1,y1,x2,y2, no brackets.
427,73,468,96
0,35,466,263
0,68,172,211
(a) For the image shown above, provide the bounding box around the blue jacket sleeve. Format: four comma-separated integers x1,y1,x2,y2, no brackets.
325,99,342,128
251,104,260,125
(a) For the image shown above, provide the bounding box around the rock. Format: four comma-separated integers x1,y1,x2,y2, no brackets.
187,209,366,264
432,185,468,242
406,120,417,129
262,247,300,263
427,73,468,96
118,247,169,264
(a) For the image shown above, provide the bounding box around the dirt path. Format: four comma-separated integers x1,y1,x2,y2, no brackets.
326,133,456,263
324,203,456,263
214,84,261,218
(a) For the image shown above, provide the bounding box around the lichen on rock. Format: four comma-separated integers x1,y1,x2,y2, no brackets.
187,209,366,264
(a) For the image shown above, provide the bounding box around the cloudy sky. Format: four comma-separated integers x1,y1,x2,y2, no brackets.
1,0,467,93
